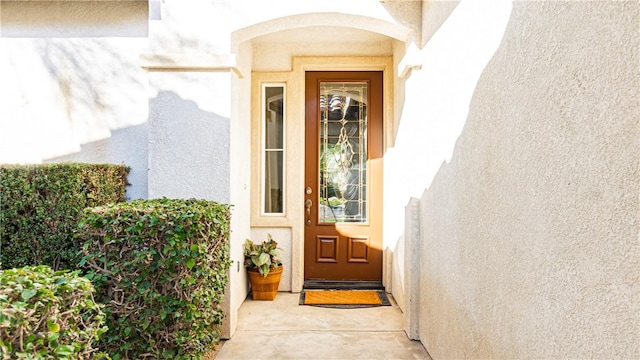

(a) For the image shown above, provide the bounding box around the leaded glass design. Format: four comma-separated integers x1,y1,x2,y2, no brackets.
319,82,367,223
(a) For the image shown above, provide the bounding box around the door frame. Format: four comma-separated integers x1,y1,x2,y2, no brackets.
250,57,395,293
292,57,395,292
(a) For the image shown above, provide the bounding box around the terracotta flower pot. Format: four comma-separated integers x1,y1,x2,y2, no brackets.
248,266,283,300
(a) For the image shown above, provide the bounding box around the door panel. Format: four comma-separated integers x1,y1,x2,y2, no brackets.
304,71,383,281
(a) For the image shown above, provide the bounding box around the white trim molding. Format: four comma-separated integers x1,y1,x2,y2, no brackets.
140,53,244,78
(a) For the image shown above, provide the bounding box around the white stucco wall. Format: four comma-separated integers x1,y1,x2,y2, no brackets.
149,0,400,55
386,0,514,311
0,1,149,199
399,1,639,357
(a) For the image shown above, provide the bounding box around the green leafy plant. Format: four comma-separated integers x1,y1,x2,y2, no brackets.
0,265,107,359
78,198,232,360
243,234,282,277
0,163,129,270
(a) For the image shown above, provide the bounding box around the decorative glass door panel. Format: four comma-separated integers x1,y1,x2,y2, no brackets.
319,82,368,224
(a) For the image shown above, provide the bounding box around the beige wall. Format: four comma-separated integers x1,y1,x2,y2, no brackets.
402,1,639,357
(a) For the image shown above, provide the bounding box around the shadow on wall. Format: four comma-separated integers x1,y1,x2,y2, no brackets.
34,38,148,135
406,1,639,358
419,0,461,47
384,0,513,273
380,0,460,48
46,90,232,204
148,91,230,203
45,123,149,201
379,0,423,46
0,37,148,164
388,0,513,202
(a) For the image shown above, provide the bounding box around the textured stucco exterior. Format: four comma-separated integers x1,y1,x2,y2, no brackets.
0,1,149,199
147,78,230,203
1,1,148,38
399,1,639,358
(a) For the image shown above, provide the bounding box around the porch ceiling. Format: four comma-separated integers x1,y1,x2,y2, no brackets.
250,25,396,71
251,25,393,46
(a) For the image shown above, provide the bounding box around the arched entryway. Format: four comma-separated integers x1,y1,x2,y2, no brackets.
230,12,411,293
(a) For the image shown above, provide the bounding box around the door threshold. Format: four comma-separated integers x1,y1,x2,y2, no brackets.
303,280,383,290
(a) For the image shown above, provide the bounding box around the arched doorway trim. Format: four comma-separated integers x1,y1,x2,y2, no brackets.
231,12,411,49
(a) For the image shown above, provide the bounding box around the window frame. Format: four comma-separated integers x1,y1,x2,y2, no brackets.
261,82,286,216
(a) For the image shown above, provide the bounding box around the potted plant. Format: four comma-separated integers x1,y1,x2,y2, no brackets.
244,234,283,300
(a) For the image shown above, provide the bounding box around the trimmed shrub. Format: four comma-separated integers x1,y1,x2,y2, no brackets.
0,163,129,270
77,198,232,360
0,265,107,359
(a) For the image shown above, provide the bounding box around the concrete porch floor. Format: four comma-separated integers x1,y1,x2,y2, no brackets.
215,292,431,359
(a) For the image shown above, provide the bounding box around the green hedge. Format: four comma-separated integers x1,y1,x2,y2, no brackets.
77,198,232,360
0,163,130,270
0,265,107,359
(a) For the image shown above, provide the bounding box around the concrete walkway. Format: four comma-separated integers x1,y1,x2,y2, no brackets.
215,292,431,359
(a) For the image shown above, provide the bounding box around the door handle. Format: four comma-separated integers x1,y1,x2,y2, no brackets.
305,199,312,226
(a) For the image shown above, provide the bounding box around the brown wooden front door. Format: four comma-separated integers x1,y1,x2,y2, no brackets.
304,71,383,281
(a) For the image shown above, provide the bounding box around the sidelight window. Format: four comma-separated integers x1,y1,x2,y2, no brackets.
262,84,285,215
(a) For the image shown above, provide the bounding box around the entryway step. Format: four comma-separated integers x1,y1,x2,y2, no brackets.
303,280,384,290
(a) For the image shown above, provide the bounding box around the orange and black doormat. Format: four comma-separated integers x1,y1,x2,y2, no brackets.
299,289,391,308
